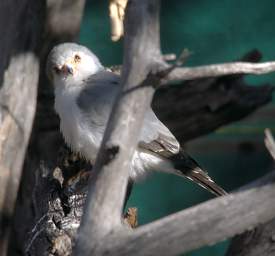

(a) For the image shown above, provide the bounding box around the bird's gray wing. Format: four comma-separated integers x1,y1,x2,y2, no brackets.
138,109,180,158
139,109,227,196
76,70,120,128
77,70,180,157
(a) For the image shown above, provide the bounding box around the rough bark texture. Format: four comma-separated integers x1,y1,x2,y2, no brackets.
226,219,275,256
0,0,43,253
8,1,86,255
108,172,275,256
74,0,162,254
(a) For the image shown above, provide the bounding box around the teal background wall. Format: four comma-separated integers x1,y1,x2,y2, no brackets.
79,1,275,255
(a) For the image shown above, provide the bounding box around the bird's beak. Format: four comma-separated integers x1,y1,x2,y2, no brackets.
61,63,74,75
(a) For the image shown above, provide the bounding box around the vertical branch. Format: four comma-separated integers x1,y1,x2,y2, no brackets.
74,0,161,254
14,1,86,255
0,0,42,253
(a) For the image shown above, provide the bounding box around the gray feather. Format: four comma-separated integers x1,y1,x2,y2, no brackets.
77,70,119,127
77,70,180,153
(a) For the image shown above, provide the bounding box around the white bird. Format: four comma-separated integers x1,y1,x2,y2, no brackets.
46,43,227,196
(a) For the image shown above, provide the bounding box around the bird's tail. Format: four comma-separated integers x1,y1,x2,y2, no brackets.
170,149,227,196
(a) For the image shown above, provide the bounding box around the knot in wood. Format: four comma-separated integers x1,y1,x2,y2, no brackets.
102,145,120,165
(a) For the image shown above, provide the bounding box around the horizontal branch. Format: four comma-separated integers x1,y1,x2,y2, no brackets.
166,61,275,82
106,171,275,256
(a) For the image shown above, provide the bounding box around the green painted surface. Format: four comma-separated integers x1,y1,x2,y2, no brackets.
79,1,275,255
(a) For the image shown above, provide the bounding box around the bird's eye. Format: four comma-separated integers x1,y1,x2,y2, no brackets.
53,66,61,74
74,54,81,62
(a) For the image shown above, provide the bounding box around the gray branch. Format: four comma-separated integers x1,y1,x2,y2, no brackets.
154,49,273,143
0,0,41,253
9,1,86,255
264,128,275,161
73,0,162,254
165,61,275,82
80,171,275,256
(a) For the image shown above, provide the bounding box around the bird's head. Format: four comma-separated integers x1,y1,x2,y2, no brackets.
46,43,103,86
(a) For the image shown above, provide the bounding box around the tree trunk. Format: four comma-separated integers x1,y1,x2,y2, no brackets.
8,1,85,255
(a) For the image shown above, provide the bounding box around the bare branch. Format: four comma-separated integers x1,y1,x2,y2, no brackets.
264,128,275,161
0,54,38,254
97,171,275,256
165,61,275,82
109,0,128,41
74,0,161,254
0,1,41,252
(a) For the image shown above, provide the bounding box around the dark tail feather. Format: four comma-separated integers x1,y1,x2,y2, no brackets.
170,149,227,196
181,166,227,196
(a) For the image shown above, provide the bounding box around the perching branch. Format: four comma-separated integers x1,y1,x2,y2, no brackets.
74,1,161,255
87,171,275,256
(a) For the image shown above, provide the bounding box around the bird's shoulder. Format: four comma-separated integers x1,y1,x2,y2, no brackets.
139,109,180,157
85,69,120,86
76,70,120,113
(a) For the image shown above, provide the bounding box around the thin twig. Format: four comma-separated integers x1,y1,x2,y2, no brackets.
264,128,275,161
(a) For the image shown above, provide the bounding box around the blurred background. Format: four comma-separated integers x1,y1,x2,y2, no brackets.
79,1,275,255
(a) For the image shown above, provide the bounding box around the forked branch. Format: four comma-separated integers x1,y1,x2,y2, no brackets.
73,0,161,255
74,1,275,255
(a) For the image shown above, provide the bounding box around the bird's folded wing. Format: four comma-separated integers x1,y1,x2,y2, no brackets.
138,133,180,158
139,109,227,196
138,108,180,157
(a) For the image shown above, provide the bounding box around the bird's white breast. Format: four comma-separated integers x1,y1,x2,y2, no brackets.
54,85,100,163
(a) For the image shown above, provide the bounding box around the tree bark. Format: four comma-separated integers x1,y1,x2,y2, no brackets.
8,1,86,255
74,0,162,255
108,172,275,256
0,0,44,253
226,219,275,256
